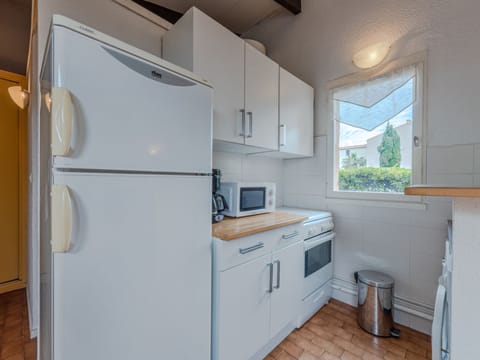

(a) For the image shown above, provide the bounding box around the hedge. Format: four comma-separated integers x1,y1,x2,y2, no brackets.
338,167,412,193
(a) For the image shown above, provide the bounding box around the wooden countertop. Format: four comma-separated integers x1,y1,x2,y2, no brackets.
212,212,307,241
405,186,480,197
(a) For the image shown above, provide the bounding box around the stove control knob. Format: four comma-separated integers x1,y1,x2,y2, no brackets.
308,229,314,237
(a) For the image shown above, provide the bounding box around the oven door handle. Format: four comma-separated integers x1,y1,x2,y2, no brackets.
304,232,335,251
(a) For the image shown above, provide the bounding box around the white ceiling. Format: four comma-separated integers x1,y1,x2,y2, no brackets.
147,0,289,34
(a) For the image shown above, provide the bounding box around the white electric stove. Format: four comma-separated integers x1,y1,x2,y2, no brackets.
278,207,334,327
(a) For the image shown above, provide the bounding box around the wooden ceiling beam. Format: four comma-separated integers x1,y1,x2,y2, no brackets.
274,0,301,15
131,0,183,24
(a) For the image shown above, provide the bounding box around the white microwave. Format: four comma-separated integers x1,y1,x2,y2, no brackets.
217,182,276,217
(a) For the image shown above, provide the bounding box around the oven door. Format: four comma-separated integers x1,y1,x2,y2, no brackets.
304,232,334,298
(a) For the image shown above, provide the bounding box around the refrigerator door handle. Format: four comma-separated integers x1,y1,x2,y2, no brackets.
51,184,73,252
51,87,73,156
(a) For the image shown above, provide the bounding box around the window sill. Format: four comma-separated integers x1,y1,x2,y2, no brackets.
326,191,426,210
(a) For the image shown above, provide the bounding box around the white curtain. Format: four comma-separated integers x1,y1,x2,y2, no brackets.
334,65,416,131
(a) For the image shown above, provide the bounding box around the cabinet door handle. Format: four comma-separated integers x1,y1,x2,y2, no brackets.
274,260,280,289
268,263,274,293
239,109,246,136
247,111,253,138
282,230,299,240
239,242,264,254
279,124,287,147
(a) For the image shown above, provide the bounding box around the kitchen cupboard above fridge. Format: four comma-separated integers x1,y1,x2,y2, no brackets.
163,7,313,158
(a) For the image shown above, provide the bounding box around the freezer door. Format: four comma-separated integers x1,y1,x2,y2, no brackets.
50,26,212,173
51,172,211,360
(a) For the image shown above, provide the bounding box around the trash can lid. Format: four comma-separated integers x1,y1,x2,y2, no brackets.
357,270,394,288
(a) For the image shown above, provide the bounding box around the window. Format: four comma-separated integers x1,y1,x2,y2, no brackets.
330,60,424,200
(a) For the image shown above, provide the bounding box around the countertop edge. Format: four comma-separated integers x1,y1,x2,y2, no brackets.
212,212,308,241
405,186,480,197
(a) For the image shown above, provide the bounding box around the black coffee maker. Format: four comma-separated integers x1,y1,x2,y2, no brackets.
212,169,228,223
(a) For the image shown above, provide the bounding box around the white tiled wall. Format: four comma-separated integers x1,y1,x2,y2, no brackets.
243,0,480,333
278,137,457,333
279,138,480,333
427,145,476,186
212,151,284,207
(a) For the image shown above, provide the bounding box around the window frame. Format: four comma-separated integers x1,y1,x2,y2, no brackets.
326,52,427,204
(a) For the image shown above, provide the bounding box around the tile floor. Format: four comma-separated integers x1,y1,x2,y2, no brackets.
0,289,36,360
267,299,431,360
0,290,430,360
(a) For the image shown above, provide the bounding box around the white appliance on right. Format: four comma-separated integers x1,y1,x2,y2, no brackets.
279,208,334,326
432,220,452,360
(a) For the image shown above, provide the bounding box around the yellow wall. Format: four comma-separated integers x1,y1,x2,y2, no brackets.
0,69,26,293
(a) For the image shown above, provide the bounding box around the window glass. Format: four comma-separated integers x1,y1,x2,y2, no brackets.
333,65,418,194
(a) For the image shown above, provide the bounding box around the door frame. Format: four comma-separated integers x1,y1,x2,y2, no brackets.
0,69,28,294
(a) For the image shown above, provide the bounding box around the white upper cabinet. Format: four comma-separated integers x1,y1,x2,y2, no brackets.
162,8,245,145
163,7,278,151
278,67,314,158
244,43,279,150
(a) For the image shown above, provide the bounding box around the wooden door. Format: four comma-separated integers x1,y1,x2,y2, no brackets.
0,70,26,293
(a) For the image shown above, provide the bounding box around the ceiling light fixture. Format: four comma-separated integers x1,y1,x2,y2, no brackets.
8,85,30,109
353,42,391,69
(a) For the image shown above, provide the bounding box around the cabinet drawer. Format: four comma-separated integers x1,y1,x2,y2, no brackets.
272,223,304,251
214,224,304,271
214,232,272,271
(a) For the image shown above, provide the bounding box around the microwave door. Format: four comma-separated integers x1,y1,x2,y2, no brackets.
240,187,266,211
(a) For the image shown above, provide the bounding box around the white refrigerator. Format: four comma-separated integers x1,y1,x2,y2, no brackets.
39,16,213,360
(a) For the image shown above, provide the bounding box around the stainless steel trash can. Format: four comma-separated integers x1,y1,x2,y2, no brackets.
354,270,399,337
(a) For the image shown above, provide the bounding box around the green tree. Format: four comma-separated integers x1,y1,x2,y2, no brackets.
377,123,401,167
339,167,411,192
342,152,366,169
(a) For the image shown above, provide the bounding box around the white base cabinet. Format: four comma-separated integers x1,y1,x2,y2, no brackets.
217,253,271,360
270,243,303,336
451,198,480,359
212,224,304,360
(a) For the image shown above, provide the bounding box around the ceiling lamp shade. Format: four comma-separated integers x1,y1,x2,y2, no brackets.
8,85,29,109
353,42,390,69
